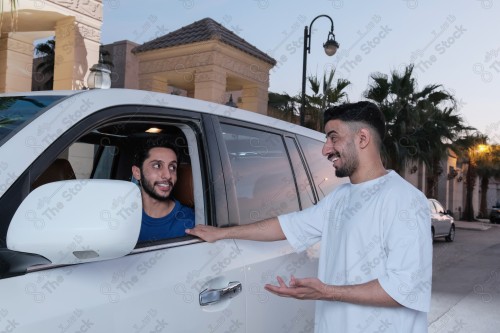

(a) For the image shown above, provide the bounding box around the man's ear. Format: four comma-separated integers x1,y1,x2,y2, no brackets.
132,165,141,182
358,128,371,149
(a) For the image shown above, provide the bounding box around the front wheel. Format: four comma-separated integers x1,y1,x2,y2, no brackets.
445,225,455,242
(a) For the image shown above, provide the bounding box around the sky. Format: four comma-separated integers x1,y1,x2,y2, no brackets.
101,0,500,143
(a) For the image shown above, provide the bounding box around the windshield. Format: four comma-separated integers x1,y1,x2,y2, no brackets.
0,95,64,145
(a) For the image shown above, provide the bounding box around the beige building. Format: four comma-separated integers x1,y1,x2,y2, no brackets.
101,40,139,89
1,0,102,92
131,18,276,114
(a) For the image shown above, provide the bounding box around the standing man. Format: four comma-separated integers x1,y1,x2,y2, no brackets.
132,138,195,242
187,101,432,332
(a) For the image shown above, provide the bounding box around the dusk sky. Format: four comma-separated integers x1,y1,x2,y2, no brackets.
101,0,500,143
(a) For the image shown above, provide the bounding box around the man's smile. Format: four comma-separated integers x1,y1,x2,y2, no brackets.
327,153,340,166
155,181,173,191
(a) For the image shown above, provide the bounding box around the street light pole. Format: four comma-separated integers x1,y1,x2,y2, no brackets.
300,14,339,127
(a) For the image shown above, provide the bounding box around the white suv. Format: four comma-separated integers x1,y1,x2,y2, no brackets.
0,89,345,332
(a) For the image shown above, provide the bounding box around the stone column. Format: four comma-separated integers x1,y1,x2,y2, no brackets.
240,84,268,114
53,16,100,90
194,66,227,104
0,33,34,92
139,75,168,93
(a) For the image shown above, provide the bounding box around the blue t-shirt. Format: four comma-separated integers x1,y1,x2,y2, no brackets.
138,200,195,242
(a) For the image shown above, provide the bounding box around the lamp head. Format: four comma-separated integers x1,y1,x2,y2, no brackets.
87,52,112,89
323,32,339,56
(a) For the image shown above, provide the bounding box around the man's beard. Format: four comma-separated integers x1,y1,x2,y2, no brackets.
335,139,359,178
140,169,172,202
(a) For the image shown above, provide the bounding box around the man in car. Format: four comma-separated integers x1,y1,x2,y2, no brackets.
187,101,432,333
132,138,195,242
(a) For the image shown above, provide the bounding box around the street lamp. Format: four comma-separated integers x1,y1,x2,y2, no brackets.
300,15,339,127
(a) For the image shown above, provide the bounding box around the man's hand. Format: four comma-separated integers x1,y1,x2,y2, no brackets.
186,218,285,243
265,276,400,307
186,225,225,243
264,276,330,301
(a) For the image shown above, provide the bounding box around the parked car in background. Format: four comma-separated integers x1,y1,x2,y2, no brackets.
428,198,455,242
490,205,500,223
0,89,346,332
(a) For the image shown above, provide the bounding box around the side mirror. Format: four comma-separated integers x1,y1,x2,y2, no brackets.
7,180,142,266
446,209,453,216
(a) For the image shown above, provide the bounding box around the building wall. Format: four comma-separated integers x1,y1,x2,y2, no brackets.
484,178,500,214
102,40,139,89
1,0,103,92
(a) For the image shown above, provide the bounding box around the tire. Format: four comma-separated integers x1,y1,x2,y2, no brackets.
445,225,455,242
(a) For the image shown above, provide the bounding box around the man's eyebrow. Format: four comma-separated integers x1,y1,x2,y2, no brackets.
149,159,177,164
325,129,338,138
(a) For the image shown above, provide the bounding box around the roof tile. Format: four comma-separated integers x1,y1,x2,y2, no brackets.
132,17,276,65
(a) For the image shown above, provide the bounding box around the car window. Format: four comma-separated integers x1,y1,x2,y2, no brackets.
0,95,64,145
93,145,119,179
220,123,300,224
434,200,445,213
3,116,203,248
298,135,341,199
428,200,437,214
284,137,315,209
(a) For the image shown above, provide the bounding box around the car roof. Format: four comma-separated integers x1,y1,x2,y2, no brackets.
0,89,326,142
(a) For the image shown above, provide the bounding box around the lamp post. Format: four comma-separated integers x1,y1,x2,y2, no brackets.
300,15,339,127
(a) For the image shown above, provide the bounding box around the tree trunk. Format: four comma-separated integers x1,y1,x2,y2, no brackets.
426,177,435,198
425,159,440,198
463,163,476,221
479,176,489,218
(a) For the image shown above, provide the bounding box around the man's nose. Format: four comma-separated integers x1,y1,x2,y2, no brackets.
161,168,173,179
322,141,333,156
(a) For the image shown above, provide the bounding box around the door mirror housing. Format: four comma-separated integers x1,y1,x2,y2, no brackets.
7,180,142,265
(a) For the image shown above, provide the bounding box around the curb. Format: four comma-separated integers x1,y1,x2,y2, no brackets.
454,221,498,231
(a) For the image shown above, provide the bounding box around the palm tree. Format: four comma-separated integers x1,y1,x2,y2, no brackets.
267,92,298,123
303,69,350,131
419,104,474,198
454,132,488,221
365,65,422,173
364,64,470,183
476,144,500,218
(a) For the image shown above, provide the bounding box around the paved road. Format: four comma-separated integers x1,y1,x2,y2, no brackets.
429,224,500,333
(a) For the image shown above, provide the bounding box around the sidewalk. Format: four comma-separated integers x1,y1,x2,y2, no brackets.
454,219,498,231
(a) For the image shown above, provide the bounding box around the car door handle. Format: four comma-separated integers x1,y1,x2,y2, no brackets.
199,281,242,306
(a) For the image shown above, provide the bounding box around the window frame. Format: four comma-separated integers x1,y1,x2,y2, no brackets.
428,200,438,214
0,105,214,250
213,117,304,226
284,135,316,210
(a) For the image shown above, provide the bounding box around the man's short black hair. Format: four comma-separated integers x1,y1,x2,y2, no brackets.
132,136,180,169
323,101,386,142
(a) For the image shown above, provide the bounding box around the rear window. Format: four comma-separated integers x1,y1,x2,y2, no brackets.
0,95,64,145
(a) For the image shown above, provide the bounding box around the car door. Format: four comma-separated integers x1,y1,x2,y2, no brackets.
432,199,451,235
213,119,322,332
428,199,444,236
1,240,247,332
0,98,248,332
